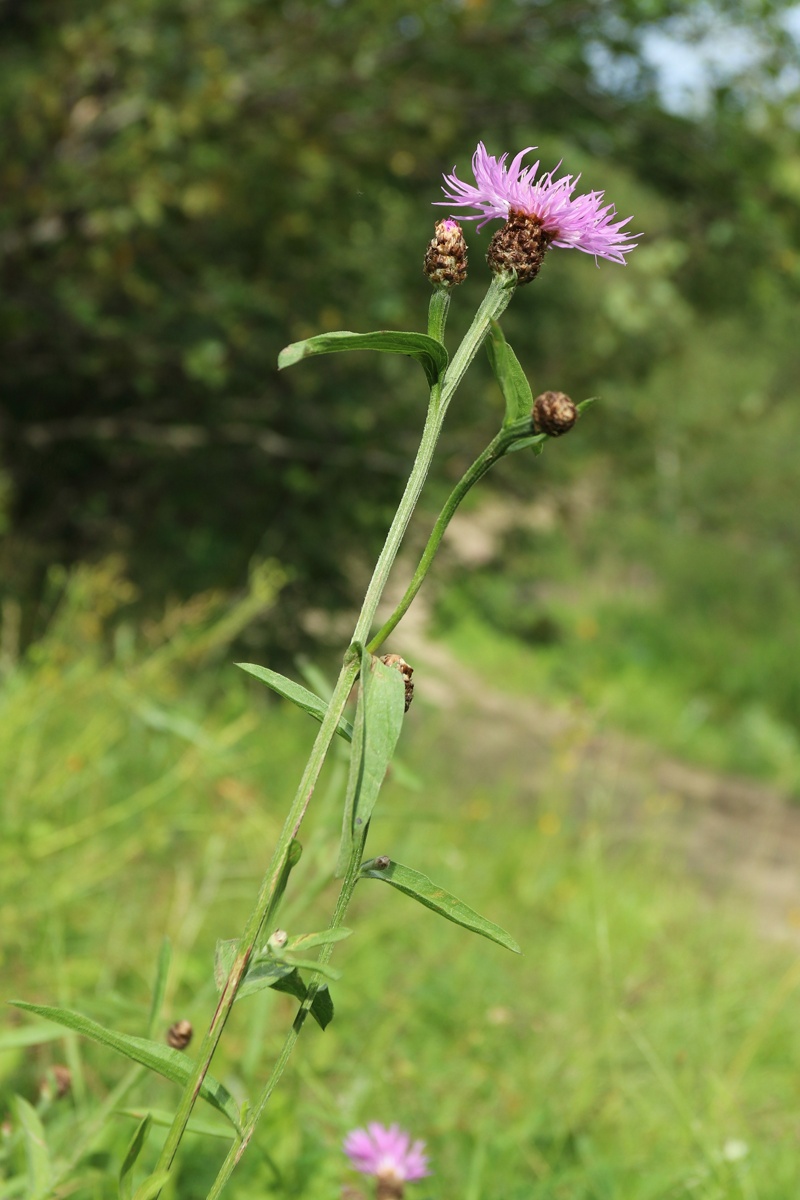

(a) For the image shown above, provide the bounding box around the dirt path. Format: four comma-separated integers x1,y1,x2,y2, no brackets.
381,514,800,944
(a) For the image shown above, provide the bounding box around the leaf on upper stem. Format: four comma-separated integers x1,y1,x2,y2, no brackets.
337,646,406,875
9,1002,244,1134
237,663,354,742
359,858,521,954
278,330,448,388
485,320,533,426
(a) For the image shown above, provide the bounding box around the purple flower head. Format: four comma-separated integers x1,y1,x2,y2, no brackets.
436,141,638,265
344,1122,430,1185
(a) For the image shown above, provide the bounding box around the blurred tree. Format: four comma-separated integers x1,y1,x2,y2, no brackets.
0,0,797,654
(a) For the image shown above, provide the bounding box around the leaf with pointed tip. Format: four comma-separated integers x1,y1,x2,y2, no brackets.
486,321,533,426
15,1096,51,1200
9,1002,243,1134
237,663,353,742
146,939,171,1039
337,647,406,874
359,858,521,953
120,1114,151,1200
278,330,448,387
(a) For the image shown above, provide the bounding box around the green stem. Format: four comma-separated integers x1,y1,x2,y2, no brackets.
149,274,516,1193
368,418,534,654
206,833,367,1200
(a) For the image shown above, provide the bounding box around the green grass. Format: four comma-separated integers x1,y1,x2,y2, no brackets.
3,563,800,1198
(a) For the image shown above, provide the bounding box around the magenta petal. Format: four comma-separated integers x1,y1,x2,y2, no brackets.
435,142,639,262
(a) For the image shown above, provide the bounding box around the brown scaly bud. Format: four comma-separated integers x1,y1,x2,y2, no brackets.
486,209,553,285
423,219,468,288
40,1064,72,1101
167,1019,193,1050
380,654,414,711
377,1180,404,1200
532,390,578,437
372,855,391,870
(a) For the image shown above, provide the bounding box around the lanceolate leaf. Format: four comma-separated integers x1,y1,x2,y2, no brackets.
278,330,448,388
359,858,521,954
213,942,334,1029
9,1002,243,1134
486,320,533,426
337,647,406,874
236,663,354,742
15,1096,51,1199
119,1114,151,1200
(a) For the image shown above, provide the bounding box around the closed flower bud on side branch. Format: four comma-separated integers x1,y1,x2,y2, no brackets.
423,219,468,288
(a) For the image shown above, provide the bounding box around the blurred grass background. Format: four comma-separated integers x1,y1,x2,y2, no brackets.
2,0,800,1195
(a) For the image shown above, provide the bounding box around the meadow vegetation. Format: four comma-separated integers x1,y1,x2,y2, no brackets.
3,566,800,1198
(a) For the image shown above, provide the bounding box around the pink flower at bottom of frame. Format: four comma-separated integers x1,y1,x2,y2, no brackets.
344,1122,431,1184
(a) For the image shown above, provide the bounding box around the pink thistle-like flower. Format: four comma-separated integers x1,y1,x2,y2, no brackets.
344,1122,430,1185
436,141,638,265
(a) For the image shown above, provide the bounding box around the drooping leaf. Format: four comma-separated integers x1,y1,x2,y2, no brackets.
119,1114,151,1200
278,330,448,388
15,1096,51,1200
359,858,521,954
486,320,533,426
237,663,353,742
270,970,334,1030
337,646,406,874
10,1002,243,1134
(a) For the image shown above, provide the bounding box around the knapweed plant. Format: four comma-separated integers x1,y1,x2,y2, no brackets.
13,143,637,1198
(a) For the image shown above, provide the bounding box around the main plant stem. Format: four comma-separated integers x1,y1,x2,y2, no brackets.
148,274,515,1194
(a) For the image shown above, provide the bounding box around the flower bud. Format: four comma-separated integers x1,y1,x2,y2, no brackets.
423,219,467,288
39,1064,72,1101
380,654,414,711
486,209,552,285
167,1019,193,1050
532,391,578,436
269,928,288,951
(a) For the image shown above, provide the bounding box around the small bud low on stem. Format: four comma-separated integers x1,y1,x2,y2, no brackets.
532,391,578,436
423,219,468,288
380,654,414,711
167,1020,193,1050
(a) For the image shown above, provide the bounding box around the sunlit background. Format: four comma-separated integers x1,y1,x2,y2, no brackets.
2,1,800,1196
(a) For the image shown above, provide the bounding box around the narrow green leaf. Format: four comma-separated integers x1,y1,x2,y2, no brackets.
486,320,533,426
278,330,448,387
119,1114,151,1200
9,1003,243,1134
132,1171,171,1200
146,939,171,1039
337,647,406,874
237,663,353,742
507,434,546,454
285,927,352,953
15,1096,51,1199
117,1109,234,1141
359,858,521,954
